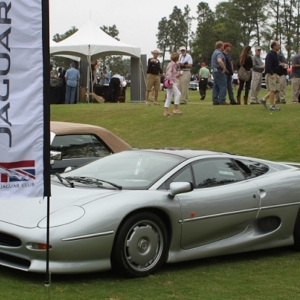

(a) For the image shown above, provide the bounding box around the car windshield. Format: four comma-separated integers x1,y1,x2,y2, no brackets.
62,151,184,189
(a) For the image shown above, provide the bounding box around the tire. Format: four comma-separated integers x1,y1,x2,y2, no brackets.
293,209,300,250
111,212,169,278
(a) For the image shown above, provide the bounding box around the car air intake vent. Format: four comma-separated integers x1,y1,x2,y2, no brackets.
0,232,22,247
257,217,281,233
0,252,30,270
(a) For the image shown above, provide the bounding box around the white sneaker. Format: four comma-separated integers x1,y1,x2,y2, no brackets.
269,105,280,111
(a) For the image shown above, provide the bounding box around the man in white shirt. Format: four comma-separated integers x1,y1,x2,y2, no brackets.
178,46,193,104
109,73,124,102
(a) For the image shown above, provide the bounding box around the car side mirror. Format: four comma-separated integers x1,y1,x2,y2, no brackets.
50,150,62,161
168,182,194,199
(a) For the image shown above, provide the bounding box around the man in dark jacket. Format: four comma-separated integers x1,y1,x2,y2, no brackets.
260,41,281,111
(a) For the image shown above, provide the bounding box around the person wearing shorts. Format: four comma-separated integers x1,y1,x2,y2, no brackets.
260,41,281,111
145,50,162,106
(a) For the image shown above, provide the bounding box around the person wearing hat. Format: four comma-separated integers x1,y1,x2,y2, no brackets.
223,42,237,104
198,62,210,100
250,46,265,104
178,46,193,104
145,50,162,106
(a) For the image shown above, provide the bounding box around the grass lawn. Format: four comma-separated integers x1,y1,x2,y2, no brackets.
1,84,300,299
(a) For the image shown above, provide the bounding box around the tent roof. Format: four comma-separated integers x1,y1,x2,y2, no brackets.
50,40,80,62
50,20,140,60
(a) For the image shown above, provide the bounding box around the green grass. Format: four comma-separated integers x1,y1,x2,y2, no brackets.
1,85,300,299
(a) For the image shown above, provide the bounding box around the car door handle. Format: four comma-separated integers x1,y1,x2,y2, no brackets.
258,189,266,198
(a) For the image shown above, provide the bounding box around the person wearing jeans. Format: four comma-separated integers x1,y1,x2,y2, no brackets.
237,45,253,105
223,42,237,105
65,62,80,104
210,41,227,105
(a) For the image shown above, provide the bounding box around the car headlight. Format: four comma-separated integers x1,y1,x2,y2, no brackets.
38,206,85,228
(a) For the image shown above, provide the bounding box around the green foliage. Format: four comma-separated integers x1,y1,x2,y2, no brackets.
51,26,78,69
52,26,78,42
157,0,299,71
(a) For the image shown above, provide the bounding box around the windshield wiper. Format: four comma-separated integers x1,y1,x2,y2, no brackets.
55,173,74,188
65,176,122,190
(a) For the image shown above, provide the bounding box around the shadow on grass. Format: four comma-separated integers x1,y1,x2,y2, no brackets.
160,246,296,275
0,246,296,284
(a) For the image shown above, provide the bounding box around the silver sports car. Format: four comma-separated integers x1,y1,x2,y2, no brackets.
1,149,300,278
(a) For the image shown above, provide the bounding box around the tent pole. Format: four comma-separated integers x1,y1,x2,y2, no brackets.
86,56,90,104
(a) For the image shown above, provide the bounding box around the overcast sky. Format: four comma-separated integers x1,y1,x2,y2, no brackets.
49,0,220,55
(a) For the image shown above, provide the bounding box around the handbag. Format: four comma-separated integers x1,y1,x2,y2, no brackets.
238,66,251,82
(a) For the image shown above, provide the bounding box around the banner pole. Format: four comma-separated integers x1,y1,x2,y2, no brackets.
41,0,51,288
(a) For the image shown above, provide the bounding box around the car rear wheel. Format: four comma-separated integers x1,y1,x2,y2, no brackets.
111,212,169,278
293,209,300,250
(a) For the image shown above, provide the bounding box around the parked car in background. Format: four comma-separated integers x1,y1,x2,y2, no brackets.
2,149,300,278
189,81,199,90
50,121,132,173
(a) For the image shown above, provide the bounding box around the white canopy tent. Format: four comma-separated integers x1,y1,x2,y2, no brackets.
50,20,142,102
50,39,81,62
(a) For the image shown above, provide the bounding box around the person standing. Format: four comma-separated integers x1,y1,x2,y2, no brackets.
163,52,182,116
250,46,265,104
232,71,239,90
178,46,193,104
237,45,253,105
223,42,237,105
198,62,210,100
65,62,80,104
90,61,98,93
275,53,287,104
109,73,124,103
210,41,227,105
260,41,281,111
291,47,300,104
102,66,111,85
145,50,162,106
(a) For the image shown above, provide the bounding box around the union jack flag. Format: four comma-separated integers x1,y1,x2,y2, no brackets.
0,161,35,182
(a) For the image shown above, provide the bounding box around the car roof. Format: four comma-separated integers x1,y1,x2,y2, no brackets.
137,148,224,158
50,121,132,153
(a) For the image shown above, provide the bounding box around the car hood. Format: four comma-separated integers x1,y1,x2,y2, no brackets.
0,182,119,228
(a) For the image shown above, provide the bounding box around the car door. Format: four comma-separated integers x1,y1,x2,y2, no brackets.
170,158,260,250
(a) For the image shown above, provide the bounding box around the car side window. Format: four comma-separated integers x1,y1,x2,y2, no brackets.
159,165,193,190
51,134,111,159
236,159,269,177
192,158,246,188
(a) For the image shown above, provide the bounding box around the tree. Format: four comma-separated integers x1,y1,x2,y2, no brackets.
191,2,216,69
53,26,78,42
168,6,188,52
156,17,171,68
51,26,78,69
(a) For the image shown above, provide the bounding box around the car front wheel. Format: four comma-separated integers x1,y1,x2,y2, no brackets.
111,212,169,278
